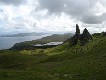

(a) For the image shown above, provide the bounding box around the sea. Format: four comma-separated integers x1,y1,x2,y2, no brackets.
0,34,51,50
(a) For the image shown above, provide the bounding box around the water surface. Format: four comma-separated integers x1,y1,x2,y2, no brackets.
0,34,51,50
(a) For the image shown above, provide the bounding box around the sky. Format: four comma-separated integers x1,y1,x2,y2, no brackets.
0,0,106,35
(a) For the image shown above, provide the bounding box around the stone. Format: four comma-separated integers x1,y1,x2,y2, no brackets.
65,24,92,46
80,28,92,45
80,28,92,40
76,24,80,35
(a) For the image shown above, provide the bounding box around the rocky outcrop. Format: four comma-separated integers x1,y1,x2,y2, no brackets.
80,28,92,45
81,28,92,39
65,24,92,46
76,24,80,35
70,24,81,45
75,24,80,39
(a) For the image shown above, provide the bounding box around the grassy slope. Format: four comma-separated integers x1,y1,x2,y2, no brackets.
0,36,106,80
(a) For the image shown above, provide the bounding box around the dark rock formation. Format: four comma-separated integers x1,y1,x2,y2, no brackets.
76,24,80,35
70,35,79,45
80,28,92,41
65,24,92,46
75,24,80,39
69,24,81,45
80,28,92,45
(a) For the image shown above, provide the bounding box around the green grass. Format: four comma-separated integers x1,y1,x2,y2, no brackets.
0,36,106,80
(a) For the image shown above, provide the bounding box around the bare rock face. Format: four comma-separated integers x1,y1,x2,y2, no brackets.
80,28,92,40
76,24,80,35
65,24,92,46
70,24,81,45
80,28,92,45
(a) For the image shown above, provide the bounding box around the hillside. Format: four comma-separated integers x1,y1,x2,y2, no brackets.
0,27,106,80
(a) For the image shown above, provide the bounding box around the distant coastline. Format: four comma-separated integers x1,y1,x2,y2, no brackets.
0,34,51,50
1,32,48,37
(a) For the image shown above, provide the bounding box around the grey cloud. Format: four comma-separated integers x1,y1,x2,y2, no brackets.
0,0,26,5
38,0,106,24
82,16,102,24
102,13,106,21
38,0,91,14
81,13,106,24
38,0,65,13
99,0,106,7
0,9,3,12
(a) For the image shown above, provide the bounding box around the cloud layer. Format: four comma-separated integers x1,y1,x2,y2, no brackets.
0,0,106,34
38,0,106,24
0,0,26,5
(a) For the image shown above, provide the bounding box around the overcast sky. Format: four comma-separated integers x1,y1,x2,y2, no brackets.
0,0,106,34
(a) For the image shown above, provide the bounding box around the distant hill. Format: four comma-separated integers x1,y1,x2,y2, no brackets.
1,32,47,37
10,33,74,50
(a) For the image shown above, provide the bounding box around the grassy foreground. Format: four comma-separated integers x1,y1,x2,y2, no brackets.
0,35,106,80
